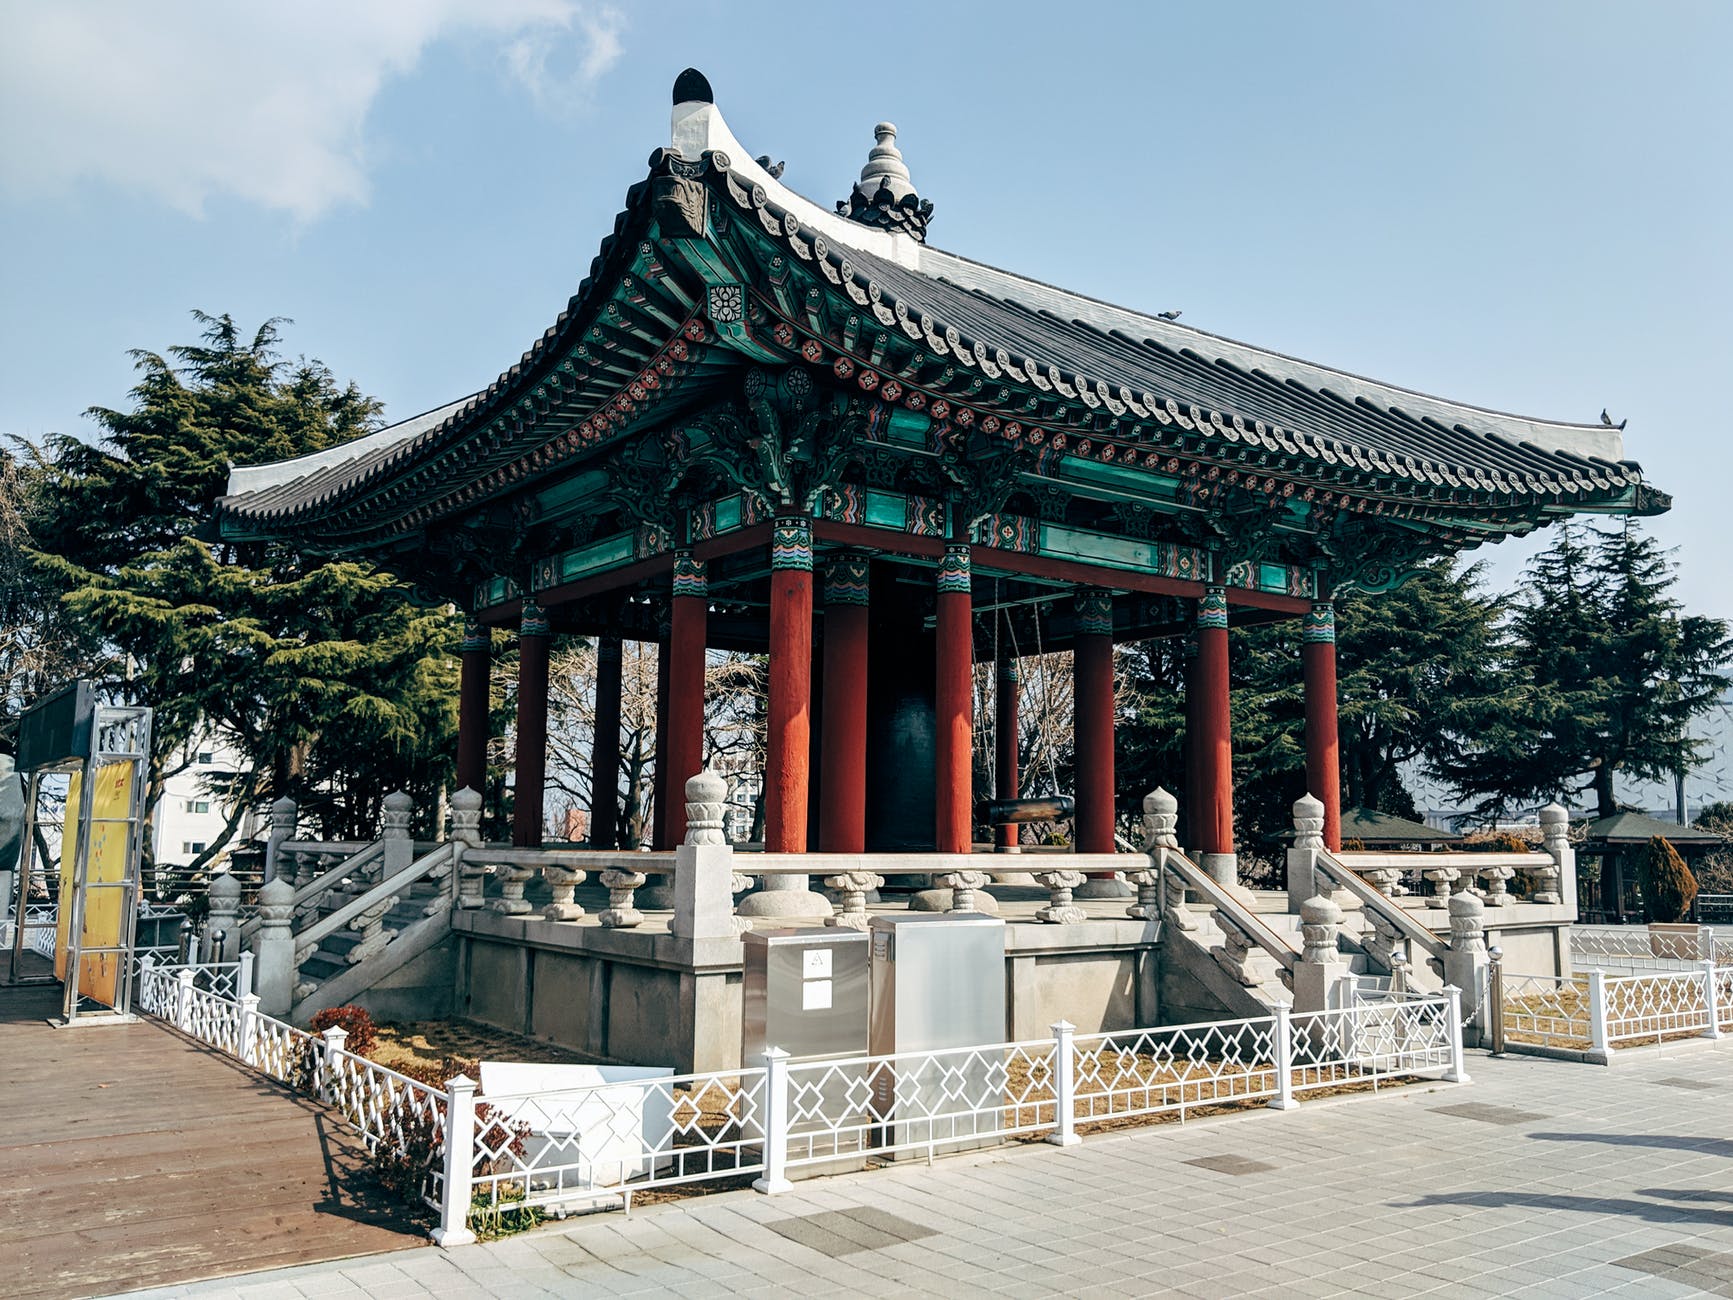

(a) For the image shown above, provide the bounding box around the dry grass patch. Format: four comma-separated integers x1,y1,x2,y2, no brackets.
370,1019,602,1078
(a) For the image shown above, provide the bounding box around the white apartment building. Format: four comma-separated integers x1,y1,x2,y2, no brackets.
150,732,254,868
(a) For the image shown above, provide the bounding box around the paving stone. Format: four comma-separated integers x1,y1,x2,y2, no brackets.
1430,1101,1553,1125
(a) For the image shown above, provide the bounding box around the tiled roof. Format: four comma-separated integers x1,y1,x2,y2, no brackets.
219,85,1663,536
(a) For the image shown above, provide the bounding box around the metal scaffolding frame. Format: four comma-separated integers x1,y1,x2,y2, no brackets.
6,697,153,1025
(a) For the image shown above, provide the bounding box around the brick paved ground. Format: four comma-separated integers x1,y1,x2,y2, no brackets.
112,1040,1733,1298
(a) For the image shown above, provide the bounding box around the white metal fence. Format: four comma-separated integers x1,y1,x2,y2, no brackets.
134,960,1465,1248
1572,924,1731,972
456,993,1465,1228
1493,961,1733,1059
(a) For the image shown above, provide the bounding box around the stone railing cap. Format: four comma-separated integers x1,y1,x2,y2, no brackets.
1448,890,1485,916
1143,787,1178,814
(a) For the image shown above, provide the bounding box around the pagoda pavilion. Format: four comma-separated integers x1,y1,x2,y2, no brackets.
219,69,1666,893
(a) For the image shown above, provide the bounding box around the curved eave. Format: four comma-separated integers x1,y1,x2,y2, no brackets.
217,159,692,542
696,151,1654,519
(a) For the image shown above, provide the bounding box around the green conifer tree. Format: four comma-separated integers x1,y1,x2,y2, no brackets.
1448,521,1731,819
29,313,460,869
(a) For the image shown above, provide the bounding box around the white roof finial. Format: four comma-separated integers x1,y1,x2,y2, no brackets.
844,121,933,242
858,122,913,198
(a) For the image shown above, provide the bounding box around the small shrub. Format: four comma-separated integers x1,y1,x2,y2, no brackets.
310,1005,377,1057
370,1090,444,1204
289,1039,320,1096
1462,831,1533,854
1641,836,1698,923
469,1186,545,1241
1340,837,1367,852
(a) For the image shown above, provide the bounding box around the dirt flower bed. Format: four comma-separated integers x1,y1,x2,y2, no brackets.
369,1019,603,1078
1502,973,1714,1050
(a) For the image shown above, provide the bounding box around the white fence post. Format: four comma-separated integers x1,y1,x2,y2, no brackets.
1047,1020,1081,1144
1268,1005,1299,1110
1587,969,1611,1063
237,993,260,1066
238,950,255,999
318,1026,348,1103
1703,960,1723,1041
432,1073,478,1247
176,968,195,1032
753,1047,793,1195
1442,985,1471,1083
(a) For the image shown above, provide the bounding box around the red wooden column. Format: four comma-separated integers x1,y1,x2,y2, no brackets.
455,620,491,799
1193,586,1236,883
1182,636,1201,850
664,551,709,845
512,600,551,848
1302,600,1343,852
1073,590,1118,857
652,618,672,850
819,553,870,853
934,544,974,854
589,634,623,848
994,634,1019,851
765,516,814,853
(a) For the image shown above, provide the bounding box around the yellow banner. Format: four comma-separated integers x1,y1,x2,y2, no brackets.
53,760,134,1006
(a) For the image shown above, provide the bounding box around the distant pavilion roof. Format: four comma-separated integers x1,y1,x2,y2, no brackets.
216,68,1667,609
1581,811,1723,848
1341,807,1462,845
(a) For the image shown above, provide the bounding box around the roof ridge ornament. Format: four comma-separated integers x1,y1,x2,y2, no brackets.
672,68,713,105
839,121,934,243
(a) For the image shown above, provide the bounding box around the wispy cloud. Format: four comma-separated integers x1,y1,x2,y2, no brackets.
503,5,626,116
0,1,625,223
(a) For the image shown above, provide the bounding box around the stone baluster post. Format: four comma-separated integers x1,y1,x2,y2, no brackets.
599,864,647,929
489,863,536,916
252,877,296,1017
672,771,750,939
449,788,485,909
1292,893,1351,1013
1286,793,1325,913
1443,890,1490,1045
940,868,992,914
1364,866,1404,899
542,864,586,921
265,795,297,884
823,871,883,931
346,893,399,963
1422,865,1459,909
1535,802,1571,908
1129,787,1177,922
1032,868,1086,924
205,873,241,963
1362,909,1406,975
381,790,414,877
1478,862,1515,907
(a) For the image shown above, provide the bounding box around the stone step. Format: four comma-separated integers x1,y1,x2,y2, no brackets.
301,953,347,982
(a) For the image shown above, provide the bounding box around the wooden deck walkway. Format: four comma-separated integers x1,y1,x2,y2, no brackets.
0,985,425,1298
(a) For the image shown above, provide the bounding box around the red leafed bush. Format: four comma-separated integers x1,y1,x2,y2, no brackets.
309,1005,377,1057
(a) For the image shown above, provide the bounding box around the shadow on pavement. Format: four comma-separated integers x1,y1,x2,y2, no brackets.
1398,1189,1733,1229
1528,1131,1733,1159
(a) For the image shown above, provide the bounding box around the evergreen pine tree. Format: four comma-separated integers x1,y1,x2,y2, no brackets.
1449,521,1731,818
28,313,461,867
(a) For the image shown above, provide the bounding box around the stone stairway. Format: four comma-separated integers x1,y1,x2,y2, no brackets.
296,878,447,990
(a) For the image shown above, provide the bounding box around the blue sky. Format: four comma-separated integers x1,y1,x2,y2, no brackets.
3,1,1729,628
